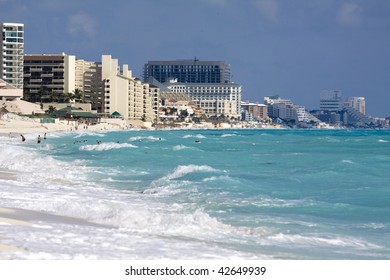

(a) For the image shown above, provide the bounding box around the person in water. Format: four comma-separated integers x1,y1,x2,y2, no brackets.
37,135,41,144
21,134,26,142
44,132,47,140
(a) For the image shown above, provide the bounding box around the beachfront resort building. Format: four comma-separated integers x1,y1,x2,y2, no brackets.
0,23,24,89
144,59,241,119
75,59,104,112
315,91,371,126
346,97,366,115
164,80,242,119
264,95,313,123
241,101,268,122
143,59,231,84
23,53,76,102
102,55,158,126
320,90,342,111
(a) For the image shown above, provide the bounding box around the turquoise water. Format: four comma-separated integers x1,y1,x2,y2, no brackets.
1,129,389,259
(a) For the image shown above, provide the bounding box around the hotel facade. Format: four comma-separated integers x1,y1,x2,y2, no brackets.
102,55,158,125
166,81,241,118
75,59,104,112
23,53,76,100
145,59,241,119
0,23,24,89
143,59,231,84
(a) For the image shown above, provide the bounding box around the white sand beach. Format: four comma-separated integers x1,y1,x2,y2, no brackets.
0,112,128,135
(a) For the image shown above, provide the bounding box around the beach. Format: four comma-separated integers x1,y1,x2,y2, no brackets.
0,113,128,136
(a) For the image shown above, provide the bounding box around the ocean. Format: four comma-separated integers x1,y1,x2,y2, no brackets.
0,129,389,259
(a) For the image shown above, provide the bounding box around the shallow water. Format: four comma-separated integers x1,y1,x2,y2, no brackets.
0,129,389,259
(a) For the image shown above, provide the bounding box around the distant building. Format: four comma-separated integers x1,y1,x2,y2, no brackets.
347,97,365,115
75,59,104,112
264,95,296,121
23,53,76,101
0,23,24,89
241,101,268,121
320,90,342,111
264,95,314,123
102,55,158,125
143,59,231,84
165,80,241,119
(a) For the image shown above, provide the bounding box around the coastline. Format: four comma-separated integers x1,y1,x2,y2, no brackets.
0,113,129,136
0,113,288,138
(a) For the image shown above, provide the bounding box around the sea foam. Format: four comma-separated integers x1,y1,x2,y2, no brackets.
79,142,137,151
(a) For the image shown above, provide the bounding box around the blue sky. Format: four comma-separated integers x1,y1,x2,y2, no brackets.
1,0,389,117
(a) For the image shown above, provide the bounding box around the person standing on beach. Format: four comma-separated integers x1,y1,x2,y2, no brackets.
21,134,26,142
37,135,41,144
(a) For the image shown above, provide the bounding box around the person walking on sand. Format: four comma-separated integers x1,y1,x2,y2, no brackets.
21,134,26,142
37,135,41,144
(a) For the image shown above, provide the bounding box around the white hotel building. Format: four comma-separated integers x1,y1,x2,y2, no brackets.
102,55,158,125
0,23,24,89
166,81,242,119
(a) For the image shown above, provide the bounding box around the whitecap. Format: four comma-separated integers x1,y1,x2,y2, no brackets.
202,175,235,183
163,165,219,180
173,144,197,151
79,142,137,151
182,134,206,139
73,131,106,138
128,136,163,142
378,139,388,143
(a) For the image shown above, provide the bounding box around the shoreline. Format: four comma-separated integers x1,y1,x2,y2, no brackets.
0,112,289,136
0,206,111,259
0,113,128,136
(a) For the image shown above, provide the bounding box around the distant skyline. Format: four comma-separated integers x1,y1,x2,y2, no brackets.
1,0,389,117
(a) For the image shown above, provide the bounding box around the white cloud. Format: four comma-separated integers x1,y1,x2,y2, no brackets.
337,3,362,26
252,0,279,22
67,12,97,38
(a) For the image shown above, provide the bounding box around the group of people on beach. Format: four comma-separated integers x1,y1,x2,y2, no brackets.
20,132,46,144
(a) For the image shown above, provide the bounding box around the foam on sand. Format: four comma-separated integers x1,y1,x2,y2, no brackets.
0,207,108,228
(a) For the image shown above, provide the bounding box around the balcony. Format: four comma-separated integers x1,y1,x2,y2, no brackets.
30,79,42,83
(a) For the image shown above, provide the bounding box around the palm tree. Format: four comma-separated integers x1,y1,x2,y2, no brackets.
38,86,49,103
73,88,84,103
63,92,75,103
45,105,57,115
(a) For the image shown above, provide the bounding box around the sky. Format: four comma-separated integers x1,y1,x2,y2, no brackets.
1,0,389,117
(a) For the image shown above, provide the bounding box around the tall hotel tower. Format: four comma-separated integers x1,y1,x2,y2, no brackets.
143,59,241,118
143,59,231,84
0,23,24,89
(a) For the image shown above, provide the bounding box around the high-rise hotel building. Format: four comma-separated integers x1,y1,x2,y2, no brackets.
23,53,76,99
75,59,103,112
103,55,158,125
143,59,231,84
0,23,24,89
144,59,241,118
